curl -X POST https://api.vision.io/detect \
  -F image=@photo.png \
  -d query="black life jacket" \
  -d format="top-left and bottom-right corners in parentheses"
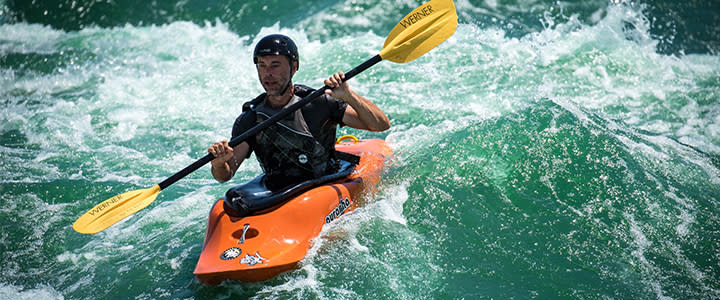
top-left (244, 85), bottom-right (337, 190)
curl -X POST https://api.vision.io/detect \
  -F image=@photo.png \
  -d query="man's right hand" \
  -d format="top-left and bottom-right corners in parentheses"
top-left (208, 140), bottom-right (234, 166)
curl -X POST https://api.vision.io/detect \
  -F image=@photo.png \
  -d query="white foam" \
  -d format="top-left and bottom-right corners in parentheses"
top-left (0, 23), bottom-right (64, 54)
top-left (372, 182), bottom-right (410, 225)
top-left (0, 283), bottom-right (64, 300)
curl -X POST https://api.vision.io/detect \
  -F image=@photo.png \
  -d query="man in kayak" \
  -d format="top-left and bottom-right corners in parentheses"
top-left (207, 34), bottom-right (390, 192)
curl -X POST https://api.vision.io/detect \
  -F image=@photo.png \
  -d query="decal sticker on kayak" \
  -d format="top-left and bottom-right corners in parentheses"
top-left (240, 252), bottom-right (266, 266)
top-left (325, 197), bottom-right (351, 224)
top-left (220, 247), bottom-right (242, 260)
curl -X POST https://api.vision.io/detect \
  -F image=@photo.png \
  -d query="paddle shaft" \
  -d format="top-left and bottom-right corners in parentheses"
top-left (158, 54), bottom-right (383, 190)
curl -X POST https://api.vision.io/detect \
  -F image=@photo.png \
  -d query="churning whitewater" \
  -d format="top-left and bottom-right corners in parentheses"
top-left (1, 0), bottom-right (719, 298)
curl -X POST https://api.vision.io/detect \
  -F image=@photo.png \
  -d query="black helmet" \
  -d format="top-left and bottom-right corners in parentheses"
top-left (253, 34), bottom-right (299, 68)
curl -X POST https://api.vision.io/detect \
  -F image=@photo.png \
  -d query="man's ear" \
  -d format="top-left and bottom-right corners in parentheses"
top-left (292, 61), bottom-right (299, 75)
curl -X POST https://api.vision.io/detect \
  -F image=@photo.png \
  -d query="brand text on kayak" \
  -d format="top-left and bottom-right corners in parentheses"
top-left (325, 197), bottom-right (351, 224)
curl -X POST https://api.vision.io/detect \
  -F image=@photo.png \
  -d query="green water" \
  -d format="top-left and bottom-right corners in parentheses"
top-left (1, 0), bottom-right (719, 299)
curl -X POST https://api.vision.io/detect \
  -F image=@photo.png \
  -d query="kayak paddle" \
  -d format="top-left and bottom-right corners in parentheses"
top-left (73, 0), bottom-right (458, 234)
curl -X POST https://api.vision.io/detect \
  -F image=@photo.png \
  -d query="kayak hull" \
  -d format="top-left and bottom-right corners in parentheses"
top-left (193, 139), bottom-right (391, 284)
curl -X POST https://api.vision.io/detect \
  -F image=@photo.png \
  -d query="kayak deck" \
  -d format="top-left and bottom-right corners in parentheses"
top-left (193, 139), bottom-right (392, 284)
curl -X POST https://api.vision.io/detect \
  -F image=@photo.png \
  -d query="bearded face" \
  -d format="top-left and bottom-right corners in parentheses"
top-left (256, 55), bottom-right (297, 97)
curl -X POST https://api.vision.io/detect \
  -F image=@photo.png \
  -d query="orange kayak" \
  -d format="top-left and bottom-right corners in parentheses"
top-left (193, 138), bottom-right (392, 284)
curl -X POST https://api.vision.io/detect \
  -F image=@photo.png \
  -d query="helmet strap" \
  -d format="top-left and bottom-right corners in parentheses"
top-left (280, 60), bottom-right (296, 96)
top-left (281, 78), bottom-right (292, 96)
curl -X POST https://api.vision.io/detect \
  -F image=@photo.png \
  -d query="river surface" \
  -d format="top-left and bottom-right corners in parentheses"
top-left (1, 0), bottom-right (719, 298)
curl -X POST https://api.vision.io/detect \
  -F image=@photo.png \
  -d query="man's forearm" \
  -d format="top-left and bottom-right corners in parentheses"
top-left (211, 161), bottom-right (232, 183)
top-left (343, 90), bottom-right (390, 132)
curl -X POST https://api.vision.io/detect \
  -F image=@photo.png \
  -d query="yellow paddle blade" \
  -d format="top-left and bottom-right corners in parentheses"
top-left (379, 0), bottom-right (458, 63)
top-left (72, 185), bottom-right (161, 234)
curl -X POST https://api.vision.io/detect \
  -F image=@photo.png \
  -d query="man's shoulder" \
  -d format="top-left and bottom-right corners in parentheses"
top-left (233, 99), bottom-right (259, 135)
top-left (242, 92), bottom-right (266, 113)
top-left (294, 84), bottom-right (315, 97)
